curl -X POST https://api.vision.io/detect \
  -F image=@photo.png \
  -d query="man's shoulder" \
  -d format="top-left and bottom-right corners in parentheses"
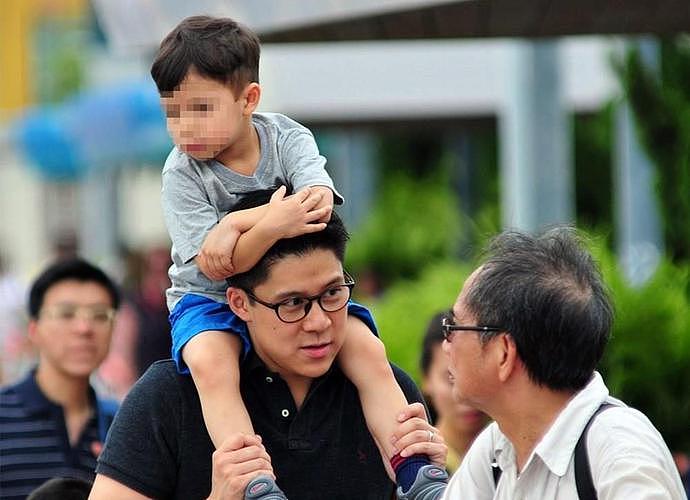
top-left (139, 359), bottom-right (185, 386)
top-left (390, 363), bottom-right (414, 384)
top-left (117, 360), bottom-right (197, 418)
top-left (0, 372), bottom-right (36, 411)
top-left (390, 363), bottom-right (424, 402)
top-left (586, 403), bottom-right (665, 451)
top-left (0, 379), bottom-right (21, 395)
top-left (0, 379), bottom-right (25, 408)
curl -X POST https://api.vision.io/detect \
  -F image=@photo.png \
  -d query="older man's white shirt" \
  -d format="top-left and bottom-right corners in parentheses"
top-left (442, 372), bottom-right (686, 499)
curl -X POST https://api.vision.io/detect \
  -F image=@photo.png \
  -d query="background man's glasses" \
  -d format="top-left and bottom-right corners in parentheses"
top-left (244, 272), bottom-right (355, 324)
top-left (40, 304), bottom-right (116, 326)
top-left (441, 316), bottom-right (503, 342)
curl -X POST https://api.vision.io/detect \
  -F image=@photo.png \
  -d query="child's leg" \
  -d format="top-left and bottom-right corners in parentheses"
top-left (340, 315), bottom-right (449, 498)
top-left (339, 317), bottom-right (439, 493)
top-left (338, 317), bottom-right (407, 461)
top-left (182, 331), bottom-right (254, 448)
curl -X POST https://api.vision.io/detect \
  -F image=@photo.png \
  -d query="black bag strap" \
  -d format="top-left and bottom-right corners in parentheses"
top-left (574, 402), bottom-right (616, 500)
top-left (491, 402), bottom-right (616, 499)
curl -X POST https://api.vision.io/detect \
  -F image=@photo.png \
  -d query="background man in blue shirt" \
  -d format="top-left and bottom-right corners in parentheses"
top-left (0, 259), bottom-right (120, 499)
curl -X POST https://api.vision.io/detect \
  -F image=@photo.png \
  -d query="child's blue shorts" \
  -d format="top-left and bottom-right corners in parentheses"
top-left (169, 293), bottom-right (377, 375)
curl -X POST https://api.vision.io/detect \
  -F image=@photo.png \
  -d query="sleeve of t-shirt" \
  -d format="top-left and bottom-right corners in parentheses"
top-left (161, 152), bottom-right (219, 263)
top-left (278, 129), bottom-right (344, 204)
top-left (96, 362), bottom-right (181, 498)
top-left (346, 301), bottom-right (378, 337)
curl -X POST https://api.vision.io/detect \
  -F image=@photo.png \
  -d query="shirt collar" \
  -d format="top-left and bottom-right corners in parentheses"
top-left (491, 372), bottom-right (610, 477)
top-left (14, 368), bottom-right (56, 414)
top-left (242, 350), bottom-right (338, 383)
top-left (533, 371), bottom-right (610, 476)
top-left (14, 367), bottom-right (98, 415)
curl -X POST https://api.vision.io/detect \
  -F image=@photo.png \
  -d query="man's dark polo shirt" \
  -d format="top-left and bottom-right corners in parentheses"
top-left (98, 356), bottom-right (425, 499)
top-left (0, 371), bottom-right (115, 500)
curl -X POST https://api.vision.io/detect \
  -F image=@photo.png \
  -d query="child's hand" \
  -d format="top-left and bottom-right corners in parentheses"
top-left (259, 186), bottom-right (330, 239)
top-left (309, 186), bottom-right (334, 223)
top-left (196, 215), bottom-right (241, 281)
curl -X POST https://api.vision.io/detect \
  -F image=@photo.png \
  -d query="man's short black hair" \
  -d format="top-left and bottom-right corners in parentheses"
top-left (28, 258), bottom-right (121, 319)
top-left (466, 227), bottom-right (613, 391)
top-left (27, 477), bottom-right (92, 500)
top-left (227, 189), bottom-right (349, 293)
top-left (151, 15), bottom-right (260, 96)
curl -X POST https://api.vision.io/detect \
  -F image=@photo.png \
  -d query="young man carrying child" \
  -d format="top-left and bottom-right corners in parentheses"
top-left (151, 15), bottom-right (446, 498)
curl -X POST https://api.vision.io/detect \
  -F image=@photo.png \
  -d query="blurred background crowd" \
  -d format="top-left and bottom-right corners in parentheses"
top-left (1, 0), bottom-right (689, 484)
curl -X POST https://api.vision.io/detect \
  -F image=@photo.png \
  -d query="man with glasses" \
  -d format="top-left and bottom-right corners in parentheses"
top-left (0, 259), bottom-right (120, 500)
top-left (439, 228), bottom-right (686, 499)
top-left (90, 206), bottom-right (446, 500)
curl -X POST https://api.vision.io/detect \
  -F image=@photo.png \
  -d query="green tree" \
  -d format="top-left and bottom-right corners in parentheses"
top-left (596, 246), bottom-right (690, 452)
top-left (615, 38), bottom-right (690, 262)
top-left (346, 167), bottom-right (462, 285)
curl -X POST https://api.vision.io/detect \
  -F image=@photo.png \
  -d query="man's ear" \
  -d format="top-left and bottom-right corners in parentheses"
top-left (496, 333), bottom-right (518, 383)
top-left (27, 320), bottom-right (39, 346)
top-left (227, 288), bottom-right (251, 321)
top-left (242, 83), bottom-right (261, 115)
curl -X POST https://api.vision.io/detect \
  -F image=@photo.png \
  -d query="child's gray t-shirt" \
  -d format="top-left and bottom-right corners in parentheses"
top-left (162, 112), bottom-right (343, 311)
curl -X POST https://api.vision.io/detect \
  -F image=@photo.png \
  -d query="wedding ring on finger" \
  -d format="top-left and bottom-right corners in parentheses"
top-left (428, 430), bottom-right (435, 442)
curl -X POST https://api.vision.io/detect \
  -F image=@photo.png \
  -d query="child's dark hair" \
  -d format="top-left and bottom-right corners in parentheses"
top-left (28, 258), bottom-right (121, 319)
top-left (151, 15), bottom-right (260, 96)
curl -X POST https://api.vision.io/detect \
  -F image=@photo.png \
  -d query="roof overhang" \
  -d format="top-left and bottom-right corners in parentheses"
top-left (254, 0), bottom-right (690, 42)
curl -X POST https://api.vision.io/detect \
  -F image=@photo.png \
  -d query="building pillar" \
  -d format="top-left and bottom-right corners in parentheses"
top-left (316, 128), bottom-right (375, 230)
top-left (614, 39), bottom-right (663, 286)
top-left (499, 40), bottom-right (573, 232)
top-left (78, 167), bottom-right (120, 275)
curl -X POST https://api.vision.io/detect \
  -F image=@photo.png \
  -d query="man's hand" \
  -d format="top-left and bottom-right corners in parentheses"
top-left (258, 186), bottom-right (331, 239)
top-left (196, 214), bottom-right (241, 281)
top-left (391, 402), bottom-right (448, 468)
top-left (207, 434), bottom-right (275, 500)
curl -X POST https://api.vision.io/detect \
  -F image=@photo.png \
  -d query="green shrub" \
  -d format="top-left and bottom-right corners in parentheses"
top-left (345, 171), bottom-right (462, 285)
top-left (360, 260), bottom-right (473, 382)
top-left (597, 249), bottom-right (690, 451)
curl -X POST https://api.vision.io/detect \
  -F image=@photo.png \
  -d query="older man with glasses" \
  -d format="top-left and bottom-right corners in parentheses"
top-left (438, 227), bottom-right (686, 499)
top-left (0, 259), bottom-right (120, 500)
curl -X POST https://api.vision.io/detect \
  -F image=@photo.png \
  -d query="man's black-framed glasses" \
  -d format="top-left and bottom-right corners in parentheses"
top-left (441, 316), bottom-right (503, 342)
top-left (244, 272), bottom-right (355, 323)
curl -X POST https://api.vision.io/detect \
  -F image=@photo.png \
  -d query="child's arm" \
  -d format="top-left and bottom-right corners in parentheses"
top-left (230, 186), bottom-right (331, 274)
top-left (338, 317), bottom-right (410, 463)
top-left (196, 186), bottom-right (334, 281)
top-left (309, 186), bottom-right (334, 222)
top-left (182, 331), bottom-right (254, 448)
top-left (195, 204), bottom-right (268, 281)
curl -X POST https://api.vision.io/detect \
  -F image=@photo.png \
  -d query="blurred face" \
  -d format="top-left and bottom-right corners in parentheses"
top-left (423, 343), bottom-right (488, 436)
top-left (160, 69), bottom-right (251, 160)
top-left (29, 280), bottom-right (114, 379)
top-left (232, 249), bottom-right (348, 390)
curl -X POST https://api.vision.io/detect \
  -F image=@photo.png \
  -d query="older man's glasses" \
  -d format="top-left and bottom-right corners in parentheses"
top-left (243, 273), bottom-right (355, 323)
top-left (40, 304), bottom-right (116, 326)
top-left (441, 316), bottom-right (503, 342)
